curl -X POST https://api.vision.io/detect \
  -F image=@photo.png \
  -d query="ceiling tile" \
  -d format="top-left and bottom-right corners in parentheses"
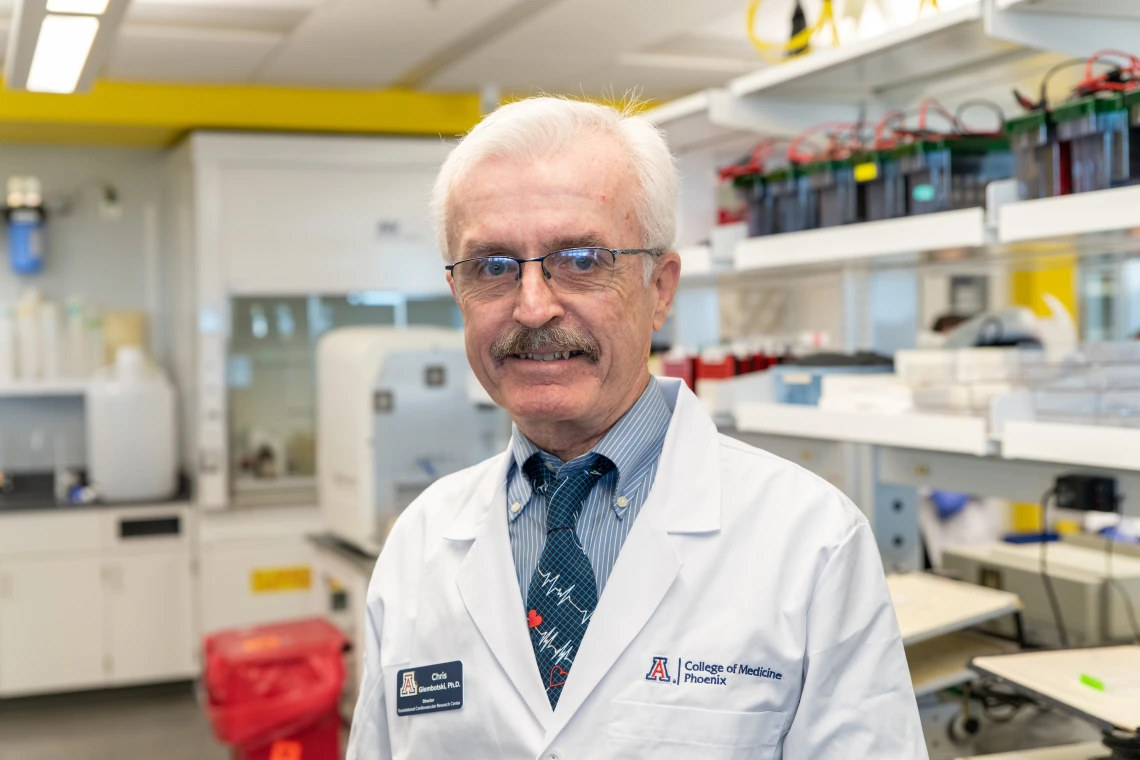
top-left (424, 0), bottom-right (749, 96)
top-left (125, 0), bottom-right (318, 34)
top-left (254, 0), bottom-right (530, 89)
top-left (104, 24), bottom-right (282, 83)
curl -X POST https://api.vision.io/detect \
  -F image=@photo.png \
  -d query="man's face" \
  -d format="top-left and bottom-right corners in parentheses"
top-left (446, 134), bottom-right (680, 432)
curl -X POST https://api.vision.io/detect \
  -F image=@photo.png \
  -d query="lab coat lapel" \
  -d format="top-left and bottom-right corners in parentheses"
top-left (447, 453), bottom-right (553, 731)
top-left (545, 380), bottom-right (722, 738)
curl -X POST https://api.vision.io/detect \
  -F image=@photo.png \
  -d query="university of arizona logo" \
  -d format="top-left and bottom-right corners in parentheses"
top-left (645, 656), bottom-right (671, 683)
top-left (399, 670), bottom-right (419, 697)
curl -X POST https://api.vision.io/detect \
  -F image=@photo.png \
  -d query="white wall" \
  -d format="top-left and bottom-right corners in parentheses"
top-left (0, 146), bottom-right (167, 358)
top-left (0, 145), bottom-right (167, 472)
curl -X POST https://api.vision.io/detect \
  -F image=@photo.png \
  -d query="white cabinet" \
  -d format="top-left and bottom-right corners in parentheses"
top-left (0, 556), bottom-right (106, 695)
top-left (0, 505), bottom-right (196, 697)
top-left (104, 552), bottom-right (195, 686)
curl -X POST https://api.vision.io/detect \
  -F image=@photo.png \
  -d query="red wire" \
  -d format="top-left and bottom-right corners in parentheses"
top-left (918, 98), bottom-right (960, 134)
top-left (787, 122), bottom-right (860, 163)
top-left (874, 110), bottom-right (906, 149)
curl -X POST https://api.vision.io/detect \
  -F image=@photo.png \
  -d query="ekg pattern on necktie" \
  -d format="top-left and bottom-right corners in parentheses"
top-left (523, 453), bottom-right (615, 709)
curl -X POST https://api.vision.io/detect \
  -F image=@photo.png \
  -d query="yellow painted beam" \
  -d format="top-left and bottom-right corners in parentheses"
top-left (0, 79), bottom-right (483, 146)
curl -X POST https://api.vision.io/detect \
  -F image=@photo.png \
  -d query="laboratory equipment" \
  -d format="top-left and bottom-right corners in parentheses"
top-left (6, 176), bottom-right (45, 275)
top-left (1007, 111), bottom-right (1069, 200)
top-left (853, 149), bottom-right (905, 222)
top-left (771, 352), bottom-right (893, 406)
top-left (943, 538), bottom-right (1140, 648)
top-left (86, 346), bottom-right (178, 502)
top-left (896, 137), bottom-right (1013, 216)
top-left (317, 326), bottom-right (509, 554)
top-left (766, 166), bottom-right (815, 233)
top-left (803, 158), bottom-right (858, 228)
top-left (1054, 95), bottom-right (1135, 194)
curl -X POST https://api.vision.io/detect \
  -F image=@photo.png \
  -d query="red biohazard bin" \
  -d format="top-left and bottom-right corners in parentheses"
top-left (203, 618), bottom-right (348, 760)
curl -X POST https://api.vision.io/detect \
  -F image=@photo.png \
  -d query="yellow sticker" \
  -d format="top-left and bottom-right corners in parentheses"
top-left (853, 162), bottom-right (879, 183)
top-left (250, 565), bottom-right (312, 594)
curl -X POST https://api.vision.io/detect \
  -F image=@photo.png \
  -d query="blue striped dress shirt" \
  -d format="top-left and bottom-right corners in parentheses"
top-left (506, 377), bottom-right (672, 602)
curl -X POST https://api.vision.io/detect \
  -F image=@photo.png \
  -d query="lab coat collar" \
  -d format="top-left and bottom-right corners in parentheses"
top-left (445, 450), bottom-right (555, 731)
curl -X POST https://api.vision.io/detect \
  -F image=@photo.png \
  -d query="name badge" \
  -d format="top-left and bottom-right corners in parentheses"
top-left (396, 660), bottom-right (463, 716)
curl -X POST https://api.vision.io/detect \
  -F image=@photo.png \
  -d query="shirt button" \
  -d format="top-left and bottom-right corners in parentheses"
top-left (545, 462), bottom-right (556, 471)
top-left (510, 501), bottom-right (522, 514)
top-left (616, 496), bottom-right (628, 509)
top-left (545, 751), bottom-right (564, 760)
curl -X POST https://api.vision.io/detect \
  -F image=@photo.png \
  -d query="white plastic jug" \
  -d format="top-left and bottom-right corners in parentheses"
top-left (86, 346), bottom-right (178, 502)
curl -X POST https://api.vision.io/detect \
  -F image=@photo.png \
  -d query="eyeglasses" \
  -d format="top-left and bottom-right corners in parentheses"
top-left (445, 247), bottom-right (659, 303)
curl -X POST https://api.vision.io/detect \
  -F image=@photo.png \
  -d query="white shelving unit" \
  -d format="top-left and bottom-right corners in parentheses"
top-left (729, 3), bottom-right (1016, 103)
top-left (996, 0), bottom-right (1140, 15)
top-left (987, 0), bottom-right (1140, 60)
top-left (0, 381), bottom-right (88, 399)
top-left (1001, 420), bottom-right (1140, 472)
top-left (999, 185), bottom-right (1140, 244)
top-left (735, 402), bottom-right (992, 456)
top-left (734, 208), bottom-right (988, 272)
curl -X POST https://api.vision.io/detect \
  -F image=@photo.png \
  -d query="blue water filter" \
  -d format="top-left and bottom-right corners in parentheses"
top-left (8, 207), bottom-right (45, 275)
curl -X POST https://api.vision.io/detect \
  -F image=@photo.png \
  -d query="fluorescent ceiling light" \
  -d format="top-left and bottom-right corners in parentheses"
top-left (46, 0), bottom-right (111, 13)
top-left (26, 14), bottom-right (100, 94)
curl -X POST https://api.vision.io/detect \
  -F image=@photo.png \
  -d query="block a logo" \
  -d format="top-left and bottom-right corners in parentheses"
top-left (399, 670), bottom-right (419, 697)
top-left (645, 656), bottom-right (671, 683)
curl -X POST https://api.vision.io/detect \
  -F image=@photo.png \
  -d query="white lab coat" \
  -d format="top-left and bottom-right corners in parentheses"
top-left (348, 378), bottom-right (926, 760)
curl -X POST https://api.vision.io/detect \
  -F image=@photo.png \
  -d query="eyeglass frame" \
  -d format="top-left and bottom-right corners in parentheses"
top-left (444, 247), bottom-right (662, 291)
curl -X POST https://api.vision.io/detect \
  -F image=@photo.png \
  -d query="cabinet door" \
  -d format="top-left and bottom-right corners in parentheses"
top-left (0, 557), bottom-right (106, 696)
top-left (105, 552), bottom-right (196, 685)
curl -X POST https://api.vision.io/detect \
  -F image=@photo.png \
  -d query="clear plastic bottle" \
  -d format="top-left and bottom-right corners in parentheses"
top-left (15, 289), bottom-right (41, 381)
top-left (66, 298), bottom-right (86, 378)
top-left (40, 300), bottom-right (60, 380)
top-left (0, 305), bottom-right (14, 384)
top-left (85, 312), bottom-right (106, 372)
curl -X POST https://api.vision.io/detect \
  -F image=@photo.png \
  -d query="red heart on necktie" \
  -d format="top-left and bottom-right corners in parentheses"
top-left (527, 609), bottom-right (543, 629)
top-left (549, 665), bottom-right (569, 688)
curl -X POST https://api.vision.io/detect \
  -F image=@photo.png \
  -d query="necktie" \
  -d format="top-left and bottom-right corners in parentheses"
top-left (523, 452), bottom-right (615, 709)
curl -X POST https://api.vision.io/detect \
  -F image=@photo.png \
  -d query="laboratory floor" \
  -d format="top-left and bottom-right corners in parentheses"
top-left (0, 682), bottom-right (231, 760)
top-left (0, 681), bottom-right (1102, 760)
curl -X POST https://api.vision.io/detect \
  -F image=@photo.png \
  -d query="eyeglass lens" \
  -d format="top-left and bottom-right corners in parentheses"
top-left (451, 248), bottom-right (617, 301)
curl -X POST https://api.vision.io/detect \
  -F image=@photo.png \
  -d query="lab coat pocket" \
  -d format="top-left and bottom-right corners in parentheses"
top-left (604, 700), bottom-right (785, 759)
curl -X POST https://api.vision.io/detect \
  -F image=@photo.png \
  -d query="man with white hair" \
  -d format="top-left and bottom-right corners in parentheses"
top-left (347, 97), bottom-right (926, 759)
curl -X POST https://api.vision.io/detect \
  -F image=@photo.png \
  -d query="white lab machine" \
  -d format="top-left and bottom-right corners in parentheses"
top-left (943, 538), bottom-right (1140, 648)
top-left (317, 325), bottom-right (508, 555)
top-left (314, 326), bottom-right (508, 706)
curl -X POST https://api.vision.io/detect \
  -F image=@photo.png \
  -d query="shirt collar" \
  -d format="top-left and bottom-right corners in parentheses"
top-left (506, 377), bottom-right (671, 520)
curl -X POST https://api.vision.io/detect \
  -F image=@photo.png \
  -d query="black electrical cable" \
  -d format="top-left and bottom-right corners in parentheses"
top-left (1039, 487), bottom-right (1071, 648)
top-left (954, 99), bottom-right (1007, 134)
top-left (1104, 505), bottom-right (1140, 645)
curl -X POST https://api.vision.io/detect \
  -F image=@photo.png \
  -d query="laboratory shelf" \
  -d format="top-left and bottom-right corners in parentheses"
top-left (734, 402), bottom-right (992, 456)
top-left (0, 381), bottom-right (88, 399)
top-left (677, 244), bottom-right (715, 278)
top-left (906, 631), bottom-right (1019, 699)
top-left (1001, 420), bottom-right (1140, 473)
top-left (727, 2), bottom-right (1018, 102)
top-left (995, 0), bottom-right (1140, 18)
top-left (999, 185), bottom-right (1140, 244)
top-left (641, 89), bottom-right (759, 156)
top-left (733, 207), bottom-right (987, 272)
top-left (888, 572), bottom-right (1022, 647)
